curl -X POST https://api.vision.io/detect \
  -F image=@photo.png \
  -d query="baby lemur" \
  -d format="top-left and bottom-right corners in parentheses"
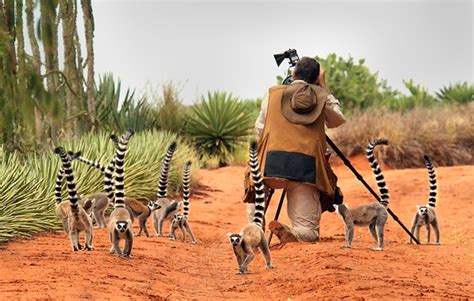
top-left (334, 139), bottom-right (390, 251)
top-left (54, 147), bottom-right (94, 251)
top-left (228, 141), bottom-right (273, 274)
top-left (169, 161), bottom-right (197, 244)
top-left (108, 129), bottom-right (135, 257)
top-left (409, 155), bottom-right (440, 244)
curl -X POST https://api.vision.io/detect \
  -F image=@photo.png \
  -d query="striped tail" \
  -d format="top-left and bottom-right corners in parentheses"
top-left (75, 155), bottom-right (106, 174)
top-left (104, 135), bottom-right (121, 203)
top-left (55, 151), bottom-right (81, 204)
top-left (366, 139), bottom-right (390, 207)
top-left (156, 142), bottom-right (177, 199)
top-left (113, 129), bottom-right (134, 208)
top-left (423, 155), bottom-right (437, 208)
top-left (249, 141), bottom-right (265, 228)
top-left (54, 147), bottom-right (80, 214)
top-left (182, 161), bottom-right (192, 219)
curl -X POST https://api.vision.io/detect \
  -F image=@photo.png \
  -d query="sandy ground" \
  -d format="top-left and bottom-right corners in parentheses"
top-left (1, 159), bottom-right (473, 300)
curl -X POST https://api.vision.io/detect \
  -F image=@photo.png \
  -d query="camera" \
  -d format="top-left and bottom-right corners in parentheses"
top-left (273, 49), bottom-right (299, 85)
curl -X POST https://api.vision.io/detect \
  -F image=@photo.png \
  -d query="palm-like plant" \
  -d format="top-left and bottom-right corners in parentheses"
top-left (186, 91), bottom-right (253, 166)
top-left (436, 82), bottom-right (474, 104)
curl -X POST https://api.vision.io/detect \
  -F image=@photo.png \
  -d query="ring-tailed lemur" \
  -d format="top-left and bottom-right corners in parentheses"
top-left (334, 139), bottom-right (390, 251)
top-left (74, 136), bottom-right (163, 234)
top-left (409, 155), bottom-right (440, 244)
top-left (169, 161), bottom-right (196, 243)
top-left (55, 151), bottom-right (93, 235)
top-left (54, 147), bottom-right (94, 251)
top-left (108, 129), bottom-right (135, 257)
top-left (228, 141), bottom-right (273, 274)
top-left (152, 142), bottom-right (181, 237)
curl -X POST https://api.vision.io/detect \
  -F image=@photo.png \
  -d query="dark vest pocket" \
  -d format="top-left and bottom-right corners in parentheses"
top-left (264, 151), bottom-right (316, 183)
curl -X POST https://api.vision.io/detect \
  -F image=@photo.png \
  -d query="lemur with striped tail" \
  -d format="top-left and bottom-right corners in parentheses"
top-left (67, 135), bottom-right (119, 228)
top-left (334, 139), bottom-right (390, 251)
top-left (54, 147), bottom-right (94, 251)
top-left (152, 142), bottom-right (181, 237)
top-left (55, 151), bottom-right (93, 234)
top-left (228, 141), bottom-right (273, 274)
top-left (169, 161), bottom-right (197, 244)
top-left (75, 136), bottom-right (162, 234)
top-left (409, 155), bottom-right (440, 244)
top-left (107, 129), bottom-right (135, 257)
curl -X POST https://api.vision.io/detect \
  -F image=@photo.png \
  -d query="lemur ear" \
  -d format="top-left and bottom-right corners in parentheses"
top-left (416, 205), bottom-right (420, 209)
top-left (227, 232), bottom-right (233, 238)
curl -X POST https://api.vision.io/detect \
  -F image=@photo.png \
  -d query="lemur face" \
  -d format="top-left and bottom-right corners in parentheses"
top-left (148, 201), bottom-right (161, 211)
top-left (417, 206), bottom-right (428, 216)
top-left (228, 234), bottom-right (241, 247)
top-left (116, 221), bottom-right (129, 233)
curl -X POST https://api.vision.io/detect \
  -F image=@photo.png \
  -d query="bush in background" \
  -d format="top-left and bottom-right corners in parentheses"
top-left (328, 103), bottom-right (474, 168)
top-left (0, 131), bottom-right (199, 243)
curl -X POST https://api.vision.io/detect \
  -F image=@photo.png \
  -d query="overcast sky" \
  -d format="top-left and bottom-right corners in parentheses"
top-left (91, 0), bottom-right (473, 103)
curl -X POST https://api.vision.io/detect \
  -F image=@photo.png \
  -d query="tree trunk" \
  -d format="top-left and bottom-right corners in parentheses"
top-left (60, 0), bottom-right (80, 136)
top-left (26, 0), bottom-right (44, 141)
top-left (2, 0), bottom-right (17, 74)
top-left (15, 0), bottom-right (25, 76)
top-left (80, 0), bottom-right (95, 128)
top-left (40, 0), bottom-right (59, 91)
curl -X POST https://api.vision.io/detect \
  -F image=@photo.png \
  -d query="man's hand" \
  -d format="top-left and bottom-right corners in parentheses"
top-left (316, 67), bottom-right (330, 93)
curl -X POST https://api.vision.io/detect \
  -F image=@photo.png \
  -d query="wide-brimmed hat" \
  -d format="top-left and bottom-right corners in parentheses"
top-left (281, 83), bottom-right (328, 125)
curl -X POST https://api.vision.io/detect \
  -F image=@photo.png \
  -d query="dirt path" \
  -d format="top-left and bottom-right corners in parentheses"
top-left (1, 162), bottom-right (473, 299)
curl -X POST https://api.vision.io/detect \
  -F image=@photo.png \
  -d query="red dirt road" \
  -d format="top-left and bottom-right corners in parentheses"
top-left (1, 162), bottom-right (473, 300)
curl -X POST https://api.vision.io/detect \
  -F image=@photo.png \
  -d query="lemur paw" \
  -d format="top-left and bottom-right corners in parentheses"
top-left (84, 245), bottom-right (95, 251)
top-left (370, 246), bottom-right (383, 251)
top-left (266, 264), bottom-right (274, 270)
top-left (169, 236), bottom-right (176, 241)
top-left (341, 245), bottom-right (351, 249)
top-left (109, 247), bottom-right (115, 254)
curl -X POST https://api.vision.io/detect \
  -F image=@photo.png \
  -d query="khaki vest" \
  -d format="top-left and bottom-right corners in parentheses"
top-left (258, 85), bottom-right (335, 197)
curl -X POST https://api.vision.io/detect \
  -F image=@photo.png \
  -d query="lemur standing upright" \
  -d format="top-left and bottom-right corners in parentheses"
top-left (228, 141), bottom-right (273, 274)
top-left (169, 161), bottom-right (196, 244)
top-left (409, 155), bottom-right (440, 244)
top-left (334, 139), bottom-right (390, 251)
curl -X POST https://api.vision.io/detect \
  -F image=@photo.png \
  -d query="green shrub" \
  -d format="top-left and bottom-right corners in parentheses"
top-left (436, 82), bottom-right (474, 104)
top-left (186, 91), bottom-right (253, 166)
top-left (0, 130), bottom-right (199, 243)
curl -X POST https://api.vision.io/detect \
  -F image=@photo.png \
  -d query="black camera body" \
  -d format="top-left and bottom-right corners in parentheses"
top-left (273, 49), bottom-right (300, 85)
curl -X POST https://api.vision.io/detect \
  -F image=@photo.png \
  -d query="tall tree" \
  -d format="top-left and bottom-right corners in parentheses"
top-left (26, 0), bottom-right (43, 140)
top-left (60, 0), bottom-right (80, 135)
top-left (81, 0), bottom-right (95, 127)
top-left (2, 0), bottom-right (17, 74)
top-left (15, 0), bottom-right (25, 76)
top-left (40, 0), bottom-right (59, 91)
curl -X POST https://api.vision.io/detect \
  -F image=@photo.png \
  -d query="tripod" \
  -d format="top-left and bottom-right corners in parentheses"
top-left (266, 135), bottom-right (420, 245)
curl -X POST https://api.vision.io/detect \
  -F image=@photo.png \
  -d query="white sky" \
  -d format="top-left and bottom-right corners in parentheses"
top-left (90, 0), bottom-right (473, 103)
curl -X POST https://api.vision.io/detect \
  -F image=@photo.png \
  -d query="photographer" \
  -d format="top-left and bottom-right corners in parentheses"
top-left (248, 56), bottom-right (345, 243)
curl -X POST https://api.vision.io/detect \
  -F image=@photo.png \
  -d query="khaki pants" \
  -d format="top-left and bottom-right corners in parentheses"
top-left (247, 181), bottom-right (321, 242)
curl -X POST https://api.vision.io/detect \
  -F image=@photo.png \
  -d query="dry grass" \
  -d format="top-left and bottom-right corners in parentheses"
top-left (328, 103), bottom-right (474, 168)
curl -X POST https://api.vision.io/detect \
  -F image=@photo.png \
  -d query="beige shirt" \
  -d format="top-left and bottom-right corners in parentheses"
top-left (255, 80), bottom-right (345, 138)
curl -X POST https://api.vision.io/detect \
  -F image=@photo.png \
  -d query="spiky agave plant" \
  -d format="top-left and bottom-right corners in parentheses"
top-left (186, 91), bottom-right (253, 166)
